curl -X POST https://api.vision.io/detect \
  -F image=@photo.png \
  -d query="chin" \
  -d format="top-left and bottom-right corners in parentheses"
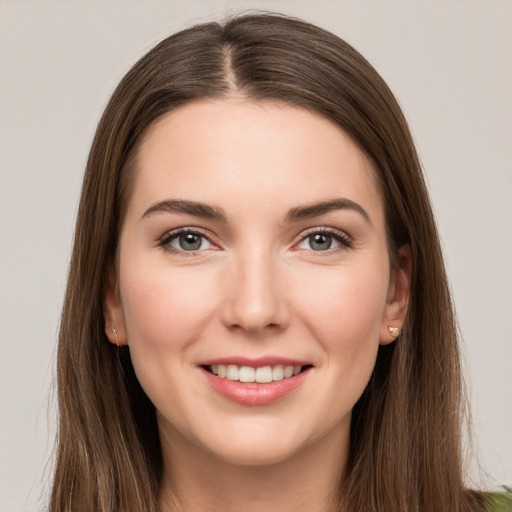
top-left (194, 417), bottom-right (322, 467)
top-left (208, 439), bottom-right (302, 467)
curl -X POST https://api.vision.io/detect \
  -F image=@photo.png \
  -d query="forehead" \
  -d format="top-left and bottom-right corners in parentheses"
top-left (127, 99), bottom-right (384, 226)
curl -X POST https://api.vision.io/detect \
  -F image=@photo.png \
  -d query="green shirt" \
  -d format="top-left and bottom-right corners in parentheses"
top-left (486, 486), bottom-right (512, 511)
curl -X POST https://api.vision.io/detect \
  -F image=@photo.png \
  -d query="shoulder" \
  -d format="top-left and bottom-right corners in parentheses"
top-left (485, 486), bottom-right (512, 512)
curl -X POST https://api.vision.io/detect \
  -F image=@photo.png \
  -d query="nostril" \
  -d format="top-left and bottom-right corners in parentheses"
top-left (219, 271), bottom-right (290, 333)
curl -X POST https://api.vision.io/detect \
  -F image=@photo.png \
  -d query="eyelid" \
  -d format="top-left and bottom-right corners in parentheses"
top-left (156, 225), bottom-right (352, 256)
top-left (157, 226), bottom-right (220, 255)
top-left (292, 226), bottom-right (353, 252)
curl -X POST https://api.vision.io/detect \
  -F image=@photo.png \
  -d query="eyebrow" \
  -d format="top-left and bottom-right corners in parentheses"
top-left (142, 197), bottom-right (372, 226)
top-left (285, 198), bottom-right (372, 226)
top-left (142, 199), bottom-right (228, 222)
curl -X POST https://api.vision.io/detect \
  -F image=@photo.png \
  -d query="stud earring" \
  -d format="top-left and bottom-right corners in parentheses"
top-left (388, 326), bottom-right (400, 337)
top-left (111, 328), bottom-right (120, 347)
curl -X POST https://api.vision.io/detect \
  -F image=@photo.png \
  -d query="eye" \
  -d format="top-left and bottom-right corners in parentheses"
top-left (296, 229), bottom-right (351, 252)
top-left (159, 228), bottom-right (214, 254)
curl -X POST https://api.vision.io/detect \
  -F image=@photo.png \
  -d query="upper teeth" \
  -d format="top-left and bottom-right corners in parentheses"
top-left (211, 364), bottom-right (302, 383)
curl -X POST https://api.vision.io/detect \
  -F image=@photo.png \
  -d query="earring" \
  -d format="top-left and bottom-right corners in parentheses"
top-left (111, 328), bottom-right (120, 347)
top-left (388, 326), bottom-right (400, 337)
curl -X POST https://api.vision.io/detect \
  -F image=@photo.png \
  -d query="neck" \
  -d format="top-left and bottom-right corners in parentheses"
top-left (159, 421), bottom-right (349, 512)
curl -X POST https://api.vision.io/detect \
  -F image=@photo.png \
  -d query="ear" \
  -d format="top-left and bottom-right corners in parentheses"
top-left (380, 244), bottom-right (412, 345)
top-left (103, 264), bottom-right (128, 346)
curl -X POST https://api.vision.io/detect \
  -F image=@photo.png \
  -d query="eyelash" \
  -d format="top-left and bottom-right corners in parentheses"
top-left (157, 227), bottom-right (214, 257)
top-left (296, 227), bottom-right (353, 253)
top-left (157, 226), bottom-right (353, 256)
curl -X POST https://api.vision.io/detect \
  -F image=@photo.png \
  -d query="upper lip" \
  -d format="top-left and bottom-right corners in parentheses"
top-left (199, 356), bottom-right (311, 368)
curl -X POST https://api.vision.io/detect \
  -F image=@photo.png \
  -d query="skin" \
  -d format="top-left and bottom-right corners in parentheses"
top-left (104, 99), bottom-right (411, 512)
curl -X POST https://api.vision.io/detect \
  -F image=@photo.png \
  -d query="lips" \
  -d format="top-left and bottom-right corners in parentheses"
top-left (199, 357), bottom-right (312, 405)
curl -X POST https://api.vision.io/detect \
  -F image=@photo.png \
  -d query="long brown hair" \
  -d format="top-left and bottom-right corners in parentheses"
top-left (50, 13), bottom-right (483, 511)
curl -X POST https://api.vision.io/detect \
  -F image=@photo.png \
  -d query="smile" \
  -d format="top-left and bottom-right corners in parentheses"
top-left (200, 359), bottom-right (313, 405)
top-left (208, 364), bottom-right (303, 383)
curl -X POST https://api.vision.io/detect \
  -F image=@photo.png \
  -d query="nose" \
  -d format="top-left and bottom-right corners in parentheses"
top-left (220, 249), bottom-right (290, 335)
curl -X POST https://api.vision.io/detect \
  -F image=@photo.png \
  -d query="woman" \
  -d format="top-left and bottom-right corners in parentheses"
top-left (49, 12), bottom-right (505, 512)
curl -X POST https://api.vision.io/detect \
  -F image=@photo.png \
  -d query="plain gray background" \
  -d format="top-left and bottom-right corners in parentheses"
top-left (1, 1), bottom-right (511, 510)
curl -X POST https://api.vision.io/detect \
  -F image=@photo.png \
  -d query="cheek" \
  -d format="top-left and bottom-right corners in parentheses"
top-left (295, 263), bottom-right (389, 350)
top-left (292, 261), bottom-right (389, 412)
top-left (118, 260), bottom-right (221, 422)
top-left (120, 260), bottom-right (218, 351)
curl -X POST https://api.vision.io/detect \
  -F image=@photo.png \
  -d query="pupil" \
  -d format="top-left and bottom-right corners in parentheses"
top-left (310, 233), bottom-right (331, 251)
top-left (180, 233), bottom-right (201, 250)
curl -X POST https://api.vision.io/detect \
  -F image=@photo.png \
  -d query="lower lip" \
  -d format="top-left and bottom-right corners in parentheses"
top-left (201, 368), bottom-right (310, 406)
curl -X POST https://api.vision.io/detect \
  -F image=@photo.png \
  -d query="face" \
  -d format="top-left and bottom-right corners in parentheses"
top-left (105, 99), bottom-right (410, 467)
